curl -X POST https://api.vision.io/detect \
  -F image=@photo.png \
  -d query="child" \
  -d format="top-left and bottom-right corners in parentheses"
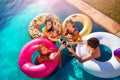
top-left (42, 19), bottom-right (61, 42)
top-left (67, 37), bottom-right (101, 62)
top-left (63, 20), bottom-right (76, 41)
top-left (34, 43), bottom-right (66, 65)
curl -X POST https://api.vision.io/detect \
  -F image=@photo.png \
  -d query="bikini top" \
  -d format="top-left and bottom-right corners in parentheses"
top-left (66, 28), bottom-right (78, 35)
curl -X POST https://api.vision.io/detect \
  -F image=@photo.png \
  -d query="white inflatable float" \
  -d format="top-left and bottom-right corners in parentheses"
top-left (76, 32), bottom-right (120, 78)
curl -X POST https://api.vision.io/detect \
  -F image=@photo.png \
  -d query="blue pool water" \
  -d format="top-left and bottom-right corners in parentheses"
top-left (0, 0), bottom-right (120, 80)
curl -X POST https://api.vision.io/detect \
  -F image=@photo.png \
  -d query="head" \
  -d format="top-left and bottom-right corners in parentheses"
top-left (65, 20), bottom-right (74, 28)
top-left (37, 44), bottom-right (48, 55)
top-left (45, 19), bottom-right (53, 30)
top-left (87, 37), bottom-right (99, 49)
top-left (73, 28), bottom-right (79, 36)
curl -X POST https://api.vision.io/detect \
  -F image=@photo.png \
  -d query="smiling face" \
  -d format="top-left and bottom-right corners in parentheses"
top-left (66, 22), bottom-right (73, 28)
top-left (37, 44), bottom-right (48, 55)
top-left (45, 19), bottom-right (53, 30)
top-left (46, 21), bottom-right (53, 29)
top-left (65, 20), bottom-right (74, 29)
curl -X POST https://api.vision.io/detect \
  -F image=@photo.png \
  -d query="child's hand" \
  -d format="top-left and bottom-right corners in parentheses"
top-left (58, 38), bottom-right (63, 43)
top-left (59, 43), bottom-right (66, 51)
top-left (62, 41), bottom-right (66, 46)
top-left (67, 46), bottom-right (74, 53)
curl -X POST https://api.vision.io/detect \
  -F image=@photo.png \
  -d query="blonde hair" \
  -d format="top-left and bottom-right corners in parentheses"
top-left (65, 19), bottom-right (74, 28)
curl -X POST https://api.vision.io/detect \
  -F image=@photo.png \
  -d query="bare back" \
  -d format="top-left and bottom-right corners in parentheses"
top-left (90, 47), bottom-right (101, 59)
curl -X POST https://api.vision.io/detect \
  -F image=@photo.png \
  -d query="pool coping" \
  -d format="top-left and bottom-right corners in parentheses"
top-left (66, 0), bottom-right (120, 38)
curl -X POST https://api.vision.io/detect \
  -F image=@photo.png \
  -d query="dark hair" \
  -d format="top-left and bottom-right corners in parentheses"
top-left (87, 37), bottom-right (99, 49)
top-left (45, 18), bottom-right (53, 24)
top-left (45, 19), bottom-right (53, 32)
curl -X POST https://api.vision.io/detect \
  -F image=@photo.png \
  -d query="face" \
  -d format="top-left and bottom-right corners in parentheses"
top-left (41, 46), bottom-right (48, 55)
top-left (38, 45), bottom-right (48, 55)
top-left (46, 21), bottom-right (53, 29)
top-left (66, 22), bottom-right (74, 28)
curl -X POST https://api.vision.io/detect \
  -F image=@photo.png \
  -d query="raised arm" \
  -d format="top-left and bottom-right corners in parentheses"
top-left (49, 44), bottom-right (66, 60)
top-left (42, 27), bottom-right (50, 37)
top-left (67, 46), bottom-right (92, 62)
top-left (67, 40), bottom-right (85, 46)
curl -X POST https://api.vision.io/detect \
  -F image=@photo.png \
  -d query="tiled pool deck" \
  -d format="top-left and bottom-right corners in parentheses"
top-left (66, 0), bottom-right (120, 37)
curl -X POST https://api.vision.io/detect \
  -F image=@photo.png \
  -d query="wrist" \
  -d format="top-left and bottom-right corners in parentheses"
top-left (71, 50), bottom-right (75, 54)
top-left (72, 51), bottom-right (76, 56)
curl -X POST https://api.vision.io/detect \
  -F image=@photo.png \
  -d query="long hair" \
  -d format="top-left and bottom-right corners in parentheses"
top-left (45, 19), bottom-right (53, 32)
top-left (65, 19), bottom-right (74, 28)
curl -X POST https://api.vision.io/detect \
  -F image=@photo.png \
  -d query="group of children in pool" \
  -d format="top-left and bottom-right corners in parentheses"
top-left (34, 18), bottom-right (101, 66)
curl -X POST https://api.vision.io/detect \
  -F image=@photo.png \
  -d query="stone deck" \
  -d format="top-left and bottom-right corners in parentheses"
top-left (66, 0), bottom-right (120, 37)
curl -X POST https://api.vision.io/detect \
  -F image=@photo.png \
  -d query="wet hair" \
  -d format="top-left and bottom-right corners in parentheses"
top-left (45, 18), bottom-right (53, 32)
top-left (87, 37), bottom-right (99, 49)
top-left (65, 19), bottom-right (74, 28)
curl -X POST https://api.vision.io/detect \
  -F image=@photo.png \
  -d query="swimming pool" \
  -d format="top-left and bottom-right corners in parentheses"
top-left (0, 0), bottom-right (119, 80)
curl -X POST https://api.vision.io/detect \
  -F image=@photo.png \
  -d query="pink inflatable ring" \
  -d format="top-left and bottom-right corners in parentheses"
top-left (18, 38), bottom-right (60, 78)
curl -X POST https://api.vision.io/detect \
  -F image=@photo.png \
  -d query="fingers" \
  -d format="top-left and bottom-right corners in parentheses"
top-left (62, 41), bottom-right (66, 46)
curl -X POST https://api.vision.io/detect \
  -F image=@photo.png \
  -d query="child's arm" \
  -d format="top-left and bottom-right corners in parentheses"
top-left (49, 44), bottom-right (66, 60)
top-left (67, 46), bottom-right (92, 62)
top-left (42, 27), bottom-right (51, 37)
top-left (48, 37), bottom-right (57, 42)
top-left (59, 54), bottom-right (62, 68)
top-left (67, 40), bottom-right (84, 45)
top-left (48, 49), bottom-right (57, 53)
top-left (67, 42), bottom-right (78, 45)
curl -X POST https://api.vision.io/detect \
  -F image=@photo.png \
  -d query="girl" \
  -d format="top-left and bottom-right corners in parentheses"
top-left (42, 19), bottom-right (61, 42)
top-left (63, 20), bottom-right (80, 42)
top-left (34, 43), bottom-right (66, 65)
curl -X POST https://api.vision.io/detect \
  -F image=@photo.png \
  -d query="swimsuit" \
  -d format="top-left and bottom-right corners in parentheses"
top-left (34, 53), bottom-right (51, 65)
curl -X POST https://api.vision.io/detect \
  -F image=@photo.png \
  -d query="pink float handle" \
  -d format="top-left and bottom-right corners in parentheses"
top-left (18, 38), bottom-right (60, 78)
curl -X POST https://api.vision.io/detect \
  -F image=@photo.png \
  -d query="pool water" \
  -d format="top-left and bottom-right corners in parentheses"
top-left (0, 0), bottom-right (120, 80)
top-left (97, 44), bottom-right (112, 62)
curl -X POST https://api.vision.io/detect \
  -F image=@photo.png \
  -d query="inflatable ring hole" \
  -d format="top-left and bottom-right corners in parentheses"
top-left (39, 24), bottom-right (45, 32)
top-left (114, 48), bottom-right (120, 62)
top-left (31, 51), bottom-right (40, 65)
top-left (95, 44), bottom-right (112, 62)
top-left (74, 22), bottom-right (83, 32)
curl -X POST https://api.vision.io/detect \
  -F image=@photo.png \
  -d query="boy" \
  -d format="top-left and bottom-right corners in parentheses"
top-left (34, 43), bottom-right (66, 65)
top-left (67, 37), bottom-right (101, 62)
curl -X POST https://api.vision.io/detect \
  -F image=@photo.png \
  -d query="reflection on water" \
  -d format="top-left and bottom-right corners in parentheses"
top-left (0, 0), bottom-right (119, 80)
